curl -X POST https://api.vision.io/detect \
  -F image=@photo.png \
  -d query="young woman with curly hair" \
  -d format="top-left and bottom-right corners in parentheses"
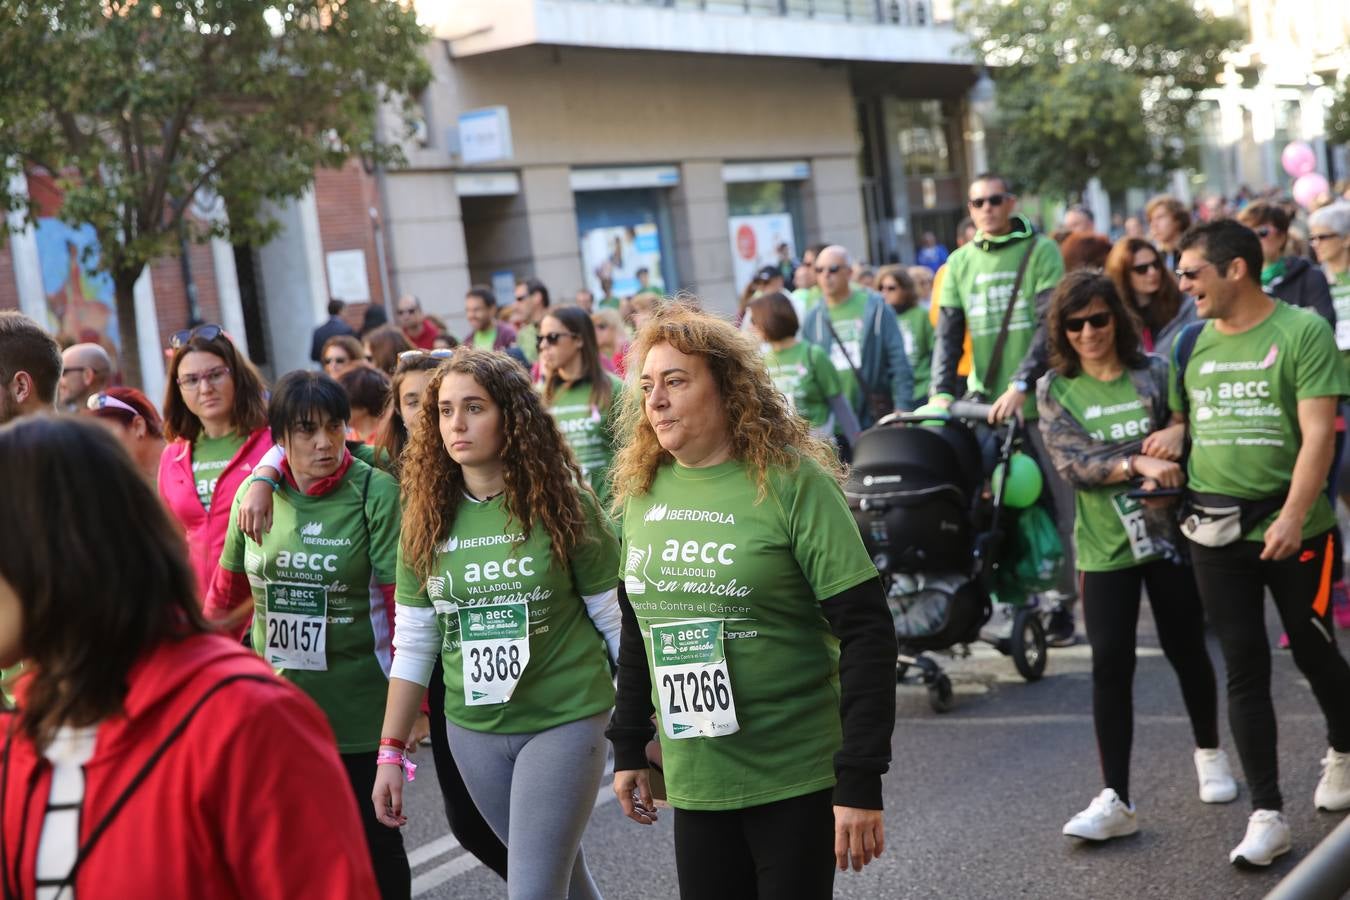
top-left (604, 304), bottom-right (896, 899)
top-left (372, 348), bottom-right (621, 900)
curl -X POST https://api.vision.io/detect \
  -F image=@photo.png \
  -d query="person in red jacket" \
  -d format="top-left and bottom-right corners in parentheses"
top-left (0, 416), bottom-right (378, 900)
top-left (157, 325), bottom-right (272, 604)
top-left (395, 294), bottom-right (443, 350)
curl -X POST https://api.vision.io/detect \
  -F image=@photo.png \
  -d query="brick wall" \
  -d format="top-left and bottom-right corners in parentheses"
top-left (0, 244), bottom-right (18, 311)
top-left (313, 159), bottom-right (386, 332)
top-left (148, 236), bottom-right (222, 352)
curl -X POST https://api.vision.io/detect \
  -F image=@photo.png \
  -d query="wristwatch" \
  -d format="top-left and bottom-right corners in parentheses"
top-left (1011, 379), bottom-right (1029, 394)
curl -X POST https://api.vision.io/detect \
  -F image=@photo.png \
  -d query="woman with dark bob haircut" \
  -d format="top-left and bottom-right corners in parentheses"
top-left (0, 416), bottom-right (379, 899)
top-left (1037, 271), bottom-right (1231, 844)
top-left (158, 324), bottom-right (272, 602)
top-left (203, 370), bottom-right (409, 898)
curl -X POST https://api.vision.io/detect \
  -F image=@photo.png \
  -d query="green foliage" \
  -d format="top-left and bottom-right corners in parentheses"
top-left (960, 0), bottom-right (1245, 197)
top-left (1329, 77), bottom-right (1350, 147)
top-left (0, 0), bottom-right (429, 381)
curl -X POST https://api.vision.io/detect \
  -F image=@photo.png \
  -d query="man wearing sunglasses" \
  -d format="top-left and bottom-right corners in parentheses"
top-left (58, 342), bottom-right (113, 412)
top-left (0, 311), bottom-right (62, 425)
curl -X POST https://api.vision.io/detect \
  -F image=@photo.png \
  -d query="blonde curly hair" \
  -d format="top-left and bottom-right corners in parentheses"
top-left (610, 302), bottom-right (842, 507)
top-left (400, 347), bottom-right (592, 580)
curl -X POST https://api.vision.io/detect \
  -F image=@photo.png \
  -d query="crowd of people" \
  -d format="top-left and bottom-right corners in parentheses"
top-left (1, 165), bottom-right (1350, 897)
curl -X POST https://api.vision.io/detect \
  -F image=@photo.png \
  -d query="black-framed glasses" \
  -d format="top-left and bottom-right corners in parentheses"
top-left (968, 193), bottom-right (1007, 209)
top-left (536, 332), bottom-right (577, 349)
top-left (1253, 226), bottom-right (1274, 238)
top-left (1130, 260), bottom-right (1163, 275)
top-left (814, 264), bottom-right (844, 275)
top-left (1175, 262), bottom-right (1216, 282)
top-left (169, 323), bottom-right (223, 350)
top-left (1309, 233), bottom-right (1343, 244)
top-left (398, 349), bottom-right (454, 362)
top-left (1064, 311), bottom-right (1112, 333)
top-left (177, 366), bottom-right (231, 391)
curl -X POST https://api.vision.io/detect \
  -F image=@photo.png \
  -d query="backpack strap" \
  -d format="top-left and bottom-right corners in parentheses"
top-left (1171, 320), bottom-right (1205, 419)
top-left (982, 238), bottom-right (1038, 388)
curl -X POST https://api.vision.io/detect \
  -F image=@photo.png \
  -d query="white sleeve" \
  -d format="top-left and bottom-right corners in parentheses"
top-left (583, 587), bottom-right (622, 665)
top-left (253, 443), bottom-right (285, 474)
top-left (389, 604), bottom-right (439, 687)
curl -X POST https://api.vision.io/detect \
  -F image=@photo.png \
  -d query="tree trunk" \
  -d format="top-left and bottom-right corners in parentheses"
top-left (113, 270), bottom-right (145, 389)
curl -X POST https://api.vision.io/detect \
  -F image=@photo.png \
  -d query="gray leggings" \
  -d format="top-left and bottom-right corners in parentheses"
top-left (446, 710), bottom-right (609, 900)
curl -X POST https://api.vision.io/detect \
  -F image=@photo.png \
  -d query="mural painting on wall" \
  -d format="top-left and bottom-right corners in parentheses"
top-left (27, 169), bottom-right (120, 354)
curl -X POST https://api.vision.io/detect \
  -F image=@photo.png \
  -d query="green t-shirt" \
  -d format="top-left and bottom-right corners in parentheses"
top-left (620, 456), bottom-right (879, 811)
top-left (791, 285), bottom-right (822, 312)
top-left (895, 304), bottom-right (934, 400)
top-left (1, 663), bottom-right (21, 707)
top-left (219, 458), bottom-right (402, 752)
top-left (822, 290), bottom-right (870, 411)
top-left (1328, 270), bottom-right (1350, 381)
top-left (939, 224), bottom-right (1063, 418)
top-left (1050, 372), bottom-right (1163, 571)
top-left (517, 322), bottom-right (539, 363)
top-left (395, 491), bottom-right (619, 734)
top-left (598, 295), bottom-right (622, 312)
top-left (546, 374), bottom-right (624, 505)
top-left (192, 432), bottom-right (247, 511)
top-left (472, 327), bottom-right (498, 350)
top-left (763, 341), bottom-right (842, 430)
top-left (1168, 302), bottom-right (1349, 541)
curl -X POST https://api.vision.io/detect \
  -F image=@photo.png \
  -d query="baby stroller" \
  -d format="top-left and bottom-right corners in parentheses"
top-left (845, 400), bottom-right (1050, 712)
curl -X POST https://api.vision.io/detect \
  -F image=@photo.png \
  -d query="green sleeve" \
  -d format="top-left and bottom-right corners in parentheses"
top-left (571, 490), bottom-right (622, 596)
top-left (916, 307), bottom-right (935, 352)
top-left (394, 540), bottom-right (431, 608)
top-left (351, 442), bottom-right (393, 472)
top-left (809, 343), bottom-right (844, 397)
top-left (1029, 237), bottom-right (1065, 296)
top-left (777, 459), bottom-right (879, 601)
top-left (364, 470), bottom-right (402, 584)
top-left (938, 252), bottom-right (964, 309)
top-left (218, 482), bottom-right (250, 573)
top-left (1295, 316), bottom-right (1350, 401)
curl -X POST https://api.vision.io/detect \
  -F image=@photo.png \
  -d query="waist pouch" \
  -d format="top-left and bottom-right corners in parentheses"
top-left (1181, 491), bottom-right (1287, 548)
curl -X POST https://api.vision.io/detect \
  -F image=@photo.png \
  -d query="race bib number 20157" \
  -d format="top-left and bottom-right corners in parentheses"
top-left (265, 583), bottom-right (328, 671)
top-left (651, 618), bottom-right (739, 740)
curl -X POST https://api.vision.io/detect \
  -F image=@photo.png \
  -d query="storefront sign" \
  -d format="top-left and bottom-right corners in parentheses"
top-left (458, 107), bottom-right (513, 165)
top-left (722, 160), bottom-right (811, 184)
top-left (455, 171), bottom-right (521, 196)
top-left (581, 222), bottom-right (664, 299)
top-left (325, 250), bottom-right (371, 303)
top-left (727, 213), bottom-right (796, 294)
top-left (570, 166), bottom-right (680, 192)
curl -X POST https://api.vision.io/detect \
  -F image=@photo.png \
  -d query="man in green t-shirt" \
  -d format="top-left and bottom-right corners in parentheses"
top-left (1170, 219), bottom-right (1350, 867)
top-left (512, 278), bottom-right (550, 364)
top-left (463, 285), bottom-right (517, 352)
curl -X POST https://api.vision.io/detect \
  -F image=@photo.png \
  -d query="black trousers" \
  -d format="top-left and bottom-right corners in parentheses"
top-left (673, 788), bottom-right (835, 900)
top-left (1189, 531), bottom-right (1350, 810)
top-left (341, 751), bottom-right (411, 899)
top-left (1080, 559), bottom-right (1220, 805)
top-left (426, 657), bottom-right (510, 879)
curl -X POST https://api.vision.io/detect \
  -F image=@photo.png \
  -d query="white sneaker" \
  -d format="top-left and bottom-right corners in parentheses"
top-left (1194, 748), bottom-right (1238, 803)
top-left (1314, 749), bottom-right (1350, 811)
top-left (1062, 789), bottom-right (1138, 841)
top-left (1229, 810), bottom-right (1291, 866)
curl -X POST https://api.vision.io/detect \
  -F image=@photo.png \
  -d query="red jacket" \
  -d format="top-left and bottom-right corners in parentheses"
top-left (157, 427), bottom-right (273, 601)
top-left (404, 319), bottom-right (442, 350)
top-left (0, 634), bottom-right (379, 900)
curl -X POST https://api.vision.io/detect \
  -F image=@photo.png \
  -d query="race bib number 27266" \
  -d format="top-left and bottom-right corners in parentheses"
top-left (651, 618), bottom-right (739, 740)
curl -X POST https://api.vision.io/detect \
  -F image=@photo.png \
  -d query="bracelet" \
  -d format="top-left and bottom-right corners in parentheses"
top-left (376, 750), bottom-right (418, 782)
top-left (1121, 455), bottom-right (1133, 478)
top-left (249, 474), bottom-right (281, 492)
top-left (379, 737), bottom-right (408, 751)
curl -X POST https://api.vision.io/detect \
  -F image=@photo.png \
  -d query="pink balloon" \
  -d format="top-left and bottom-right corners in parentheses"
top-left (1282, 141), bottom-right (1317, 178)
top-left (1293, 172), bottom-right (1330, 210)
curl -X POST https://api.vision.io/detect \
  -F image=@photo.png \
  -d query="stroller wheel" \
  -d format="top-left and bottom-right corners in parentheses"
top-left (1010, 607), bottom-right (1047, 682)
top-left (927, 673), bottom-right (954, 713)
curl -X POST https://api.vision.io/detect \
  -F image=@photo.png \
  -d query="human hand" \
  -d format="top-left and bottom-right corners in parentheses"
top-left (834, 806), bottom-right (885, 872)
top-left (988, 387), bottom-right (1025, 424)
top-left (1260, 513), bottom-right (1302, 561)
top-left (372, 762), bottom-right (407, 828)
top-left (1141, 423), bottom-right (1186, 461)
top-left (405, 713), bottom-right (430, 754)
top-left (613, 769), bottom-right (658, 825)
top-left (1131, 455), bottom-right (1182, 488)
top-left (1135, 478), bottom-right (1179, 510)
top-left (237, 478), bottom-right (276, 544)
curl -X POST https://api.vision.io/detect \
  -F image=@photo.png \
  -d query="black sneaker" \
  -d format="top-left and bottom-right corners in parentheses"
top-left (1046, 606), bottom-right (1076, 647)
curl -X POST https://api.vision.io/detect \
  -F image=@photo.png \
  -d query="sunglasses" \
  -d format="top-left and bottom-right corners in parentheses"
top-left (323, 356), bottom-right (350, 366)
top-left (536, 332), bottom-right (577, 348)
top-left (1309, 233), bottom-right (1343, 244)
top-left (967, 193), bottom-right (1007, 209)
top-left (814, 264), bottom-right (844, 275)
top-left (1130, 260), bottom-right (1163, 275)
top-left (1064, 311), bottom-right (1112, 333)
top-left (398, 349), bottom-right (454, 362)
top-left (1175, 262), bottom-right (1216, 281)
top-left (87, 393), bottom-right (139, 415)
top-left (169, 323), bottom-right (223, 350)
top-left (1254, 226), bottom-right (1275, 238)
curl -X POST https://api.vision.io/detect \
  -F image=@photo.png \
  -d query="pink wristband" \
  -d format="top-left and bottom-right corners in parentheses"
top-left (376, 750), bottom-right (417, 782)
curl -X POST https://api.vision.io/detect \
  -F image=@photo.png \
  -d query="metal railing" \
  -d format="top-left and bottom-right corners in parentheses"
top-left (1265, 814), bottom-right (1350, 900)
top-left (578, 0), bottom-right (950, 27)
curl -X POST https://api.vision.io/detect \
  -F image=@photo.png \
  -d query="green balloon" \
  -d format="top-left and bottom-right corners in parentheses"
top-left (993, 452), bottom-right (1043, 509)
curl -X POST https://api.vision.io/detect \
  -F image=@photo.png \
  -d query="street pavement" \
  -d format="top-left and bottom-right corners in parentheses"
top-left (395, 600), bottom-right (1347, 899)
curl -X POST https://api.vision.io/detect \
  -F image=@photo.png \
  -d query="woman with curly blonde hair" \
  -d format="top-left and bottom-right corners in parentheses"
top-left (605, 304), bottom-right (896, 899)
top-left (372, 347), bottom-right (621, 900)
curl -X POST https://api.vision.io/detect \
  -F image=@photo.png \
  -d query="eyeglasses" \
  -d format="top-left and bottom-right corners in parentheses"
top-left (1130, 260), bottom-right (1163, 275)
top-left (1064, 311), bottom-right (1112, 333)
top-left (1175, 262), bottom-right (1216, 282)
top-left (177, 365), bottom-right (231, 391)
top-left (398, 349), bottom-right (454, 362)
top-left (1309, 233), bottom-right (1343, 244)
top-left (814, 264), bottom-right (844, 275)
top-left (169, 324), bottom-right (223, 350)
top-left (536, 332), bottom-right (577, 348)
top-left (880, 283), bottom-right (901, 292)
top-left (968, 193), bottom-right (1007, 209)
top-left (395, 307), bottom-right (419, 317)
top-left (62, 366), bottom-right (90, 376)
top-left (1253, 226), bottom-right (1274, 239)
top-left (87, 393), bottom-right (139, 415)
top-left (322, 356), bottom-right (350, 367)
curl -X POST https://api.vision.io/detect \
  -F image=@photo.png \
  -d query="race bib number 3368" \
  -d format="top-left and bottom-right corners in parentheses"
top-left (651, 618), bottom-right (739, 740)
top-left (458, 602), bottom-right (530, 706)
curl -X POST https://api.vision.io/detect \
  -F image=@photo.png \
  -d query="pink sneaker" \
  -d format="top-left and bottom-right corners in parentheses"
top-left (1333, 581), bottom-right (1350, 630)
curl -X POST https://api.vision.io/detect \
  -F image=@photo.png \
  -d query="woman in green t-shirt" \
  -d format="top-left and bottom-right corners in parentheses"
top-left (373, 348), bottom-right (621, 900)
top-left (607, 304), bottom-right (894, 898)
top-left (536, 305), bottom-right (625, 504)
top-left (747, 291), bottom-right (860, 449)
top-left (1036, 271), bottom-right (1231, 843)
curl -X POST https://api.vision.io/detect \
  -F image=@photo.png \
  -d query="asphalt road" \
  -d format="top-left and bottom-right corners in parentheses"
top-left (394, 601), bottom-right (1347, 899)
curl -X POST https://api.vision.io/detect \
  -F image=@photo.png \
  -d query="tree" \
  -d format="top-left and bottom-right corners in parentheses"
top-left (1328, 77), bottom-right (1350, 148)
top-left (0, 1), bottom-right (430, 386)
top-left (959, 0), bottom-right (1245, 198)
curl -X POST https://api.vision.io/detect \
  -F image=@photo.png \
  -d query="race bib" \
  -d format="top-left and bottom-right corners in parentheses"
top-left (265, 583), bottom-right (328, 671)
top-left (458, 602), bottom-right (530, 706)
top-left (651, 618), bottom-right (739, 740)
top-left (1336, 319), bottom-right (1350, 352)
top-left (829, 339), bottom-right (861, 373)
top-left (1111, 492), bottom-right (1156, 561)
